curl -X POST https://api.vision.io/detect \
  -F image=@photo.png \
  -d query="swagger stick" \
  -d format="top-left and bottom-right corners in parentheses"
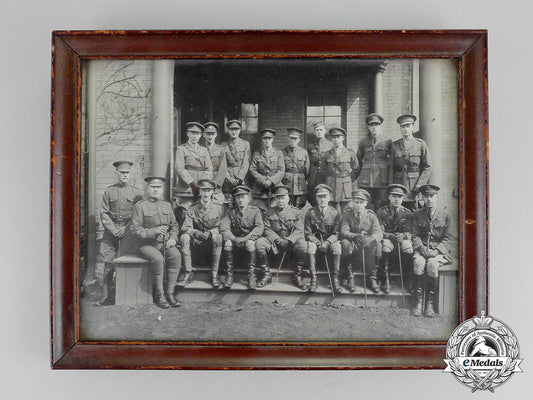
top-left (397, 242), bottom-right (406, 308)
top-left (275, 226), bottom-right (295, 279)
top-left (319, 232), bottom-right (335, 298)
top-left (361, 245), bottom-right (367, 308)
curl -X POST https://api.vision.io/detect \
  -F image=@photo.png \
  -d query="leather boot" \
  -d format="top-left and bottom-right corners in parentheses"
top-left (308, 254), bottom-right (318, 292)
top-left (256, 252), bottom-right (271, 288)
top-left (331, 255), bottom-right (342, 294)
top-left (332, 274), bottom-right (342, 294)
top-left (425, 277), bottom-right (437, 317)
top-left (97, 265), bottom-right (115, 306)
top-left (369, 268), bottom-right (380, 293)
top-left (211, 245), bottom-right (222, 288)
top-left (380, 255), bottom-right (391, 294)
top-left (248, 251), bottom-right (257, 290)
top-left (155, 291), bottom-right (170, 309)
top-left (293, 264), bottom-right (307, 290)
top-left (224, 250), bottom-right (234, 289)
top-left (165, 270), bottom-right (180, 307)
top-left (346, 264), bottom-right (356, 293)
top-left (177, 271), bottom-right (193, 288)
top-left (411, 275), bottom-right (424, 317)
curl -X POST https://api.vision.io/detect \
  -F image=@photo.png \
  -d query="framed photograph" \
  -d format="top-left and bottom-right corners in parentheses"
top-left (51, 30), bottom-right (488, 369)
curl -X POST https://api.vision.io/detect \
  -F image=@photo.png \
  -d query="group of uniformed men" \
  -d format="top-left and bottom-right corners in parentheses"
top-left (96, 113), bottom-right (453, 318)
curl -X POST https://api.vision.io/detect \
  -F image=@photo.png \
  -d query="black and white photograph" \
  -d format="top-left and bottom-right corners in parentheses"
top-left (79, 57), bottom-right (460, 343)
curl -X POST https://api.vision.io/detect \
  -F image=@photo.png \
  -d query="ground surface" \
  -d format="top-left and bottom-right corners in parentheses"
top-left (80, 297), bottom-right (458, 342)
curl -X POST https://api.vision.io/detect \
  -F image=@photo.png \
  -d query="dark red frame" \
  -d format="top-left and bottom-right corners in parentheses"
top-left (50, 30), bottom-right (488, 369)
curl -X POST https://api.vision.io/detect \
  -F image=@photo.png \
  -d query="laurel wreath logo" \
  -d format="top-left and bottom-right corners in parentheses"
top-left (445, 323), bottom-right (519, 392)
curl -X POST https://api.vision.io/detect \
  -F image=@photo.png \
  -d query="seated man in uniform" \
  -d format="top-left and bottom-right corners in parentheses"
top-left (408, 184), bottom-right (454, 317)
top-left (340, 189), bottom-right (383, 294)
top-left (130, 177), bottom-right (182, 309)
top-left (220, 185), bottom-right (264, 289)
top-left (180, 179), bottom-right (224, 288)
top-left (375, 184), bottom-right (413, 294)
top-left (256, 185), bottom-right (308, 290)
top-left (249, 129), bottom-right (285, 211)
top-left (304, 184), bottom-right (342, 292)
top-left (96, 160), bottom-right (143, 305)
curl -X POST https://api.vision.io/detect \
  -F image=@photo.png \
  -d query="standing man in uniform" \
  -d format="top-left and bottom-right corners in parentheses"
top-left (203, 122), bottom-right (227, 205)
top-left (220, 185), bottom-right (264, 289)
top-left (180, 179), bottom-right (225, 288)
top-left (174, 122), bottom-right (213, 222)
top-left (249, 129), bottom-right (285, 211)
top-left (130, 177), bottom-right (182, 309)
top-left (307, 121), bottom-right (333, 206)
top-left (324, 127), bottom-right (359, 212)
top-left (222, 119), bottom-right (251, 205)
top-left (282, 127), bottom-right (310, 209)
top-left (375, 184), bottom-right (413, 294)
top-left (391, 115), bottom-right (432, 209)
top-left (408, 184), bottom-right (454, 317)
top-left (356, 113), bottom-right (392, 210)
top-left (96, 160), bottom-right (143, 305)
top-left (256, 185), bottom-right (308, 290)
top-left (304, 184), bottom-right (342, 292)
top-left (340, 189), bottom-right (383, 294)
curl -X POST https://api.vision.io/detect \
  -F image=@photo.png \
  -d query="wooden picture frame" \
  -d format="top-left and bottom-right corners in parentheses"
top-left (50, 30), bottom-right (488, 369)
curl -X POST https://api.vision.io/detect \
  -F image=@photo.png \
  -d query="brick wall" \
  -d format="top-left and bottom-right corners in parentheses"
top-left (346, 71), bottom-right (372, 150)
top-left (91, 60), bottom-right (153, 231)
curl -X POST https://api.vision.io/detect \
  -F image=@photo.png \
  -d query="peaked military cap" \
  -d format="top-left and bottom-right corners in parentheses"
top-left (226, 119), bottom-right (242, 128)
top-left (144, 176), bottom-right (167, 185)
top-left (112, 160), bottom-right (133, 170)
top-left (313, 121), bottom-right (326, 129)
top-left (365, 113), bottom-right (384, 125)
top-left (272, 185), bottom-right (291, 197)
top-left (419, 184), bottom-right (440, 195)
top-left (260, 128), bottom-right (277, 138)
top-left (351, 188), bottom-right (371, 201)
top-left (328, 127), bottom-right (346, 136)
top-left (204, 122), bottom-right (219, 131)
top-left (387, 184), bottom-right (408, 195)
top-left (287, 127), bottom-right (303, 138)
top-left (185, 121), bottom-right (205, 133)
top-left (232, 185), bottom-right (251, 196)
top-left (396, 114), bottom-right (417, 125)
top-left (198, 179), bottom-right (216, 190)
top-left (314, 184), bottom-right (333, 196)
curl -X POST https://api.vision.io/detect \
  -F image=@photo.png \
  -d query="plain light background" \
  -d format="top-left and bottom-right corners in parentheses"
top-left (1, 0), bottom-right (530, 399)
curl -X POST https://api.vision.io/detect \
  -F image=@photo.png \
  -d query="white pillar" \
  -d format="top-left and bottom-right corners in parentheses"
top-left (373, 64), bottom-right (385, 115)
top-left (419, 59), bottom-right (442, 186)
top-left (151, 60), bottom-right (174, 197)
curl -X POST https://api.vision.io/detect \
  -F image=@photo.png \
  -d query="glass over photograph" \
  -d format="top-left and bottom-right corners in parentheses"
top-left (79, 58), bottom-right (460, 342)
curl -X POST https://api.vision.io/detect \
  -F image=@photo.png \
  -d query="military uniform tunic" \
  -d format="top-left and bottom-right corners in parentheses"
top-left (408, 206), bottom-right (454, 278)
top-left (220, 205), bottom-right (264, 245)
top-left (308, 137), bottom-right (333, 189)
top-left (205, 143), bottom-right (228, 189)
top-left (304, 206), bottom-right (342, 255)
top-left (356, 136), bottom-right (392, 188)
top-left (221, 137), bottom-right (251, 193)
top-left (282, 145), bottom-right (309, 196)
top-left (249, 148), bottom-right (285, 199)
top-left (182, 200), bottom-right (224, 237)
top-left (391, 137), bottom-right (432, 195)
top-left (376, 204), bottom-right (413, 255)
top-left (323, 147), bottom-right (359, 203)
top-left (99, 183), bottom-right (143, 263)
top-left (174, 143), bottom-right (213, 197)
top-left (130, 198), bottom-right (182, 293)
